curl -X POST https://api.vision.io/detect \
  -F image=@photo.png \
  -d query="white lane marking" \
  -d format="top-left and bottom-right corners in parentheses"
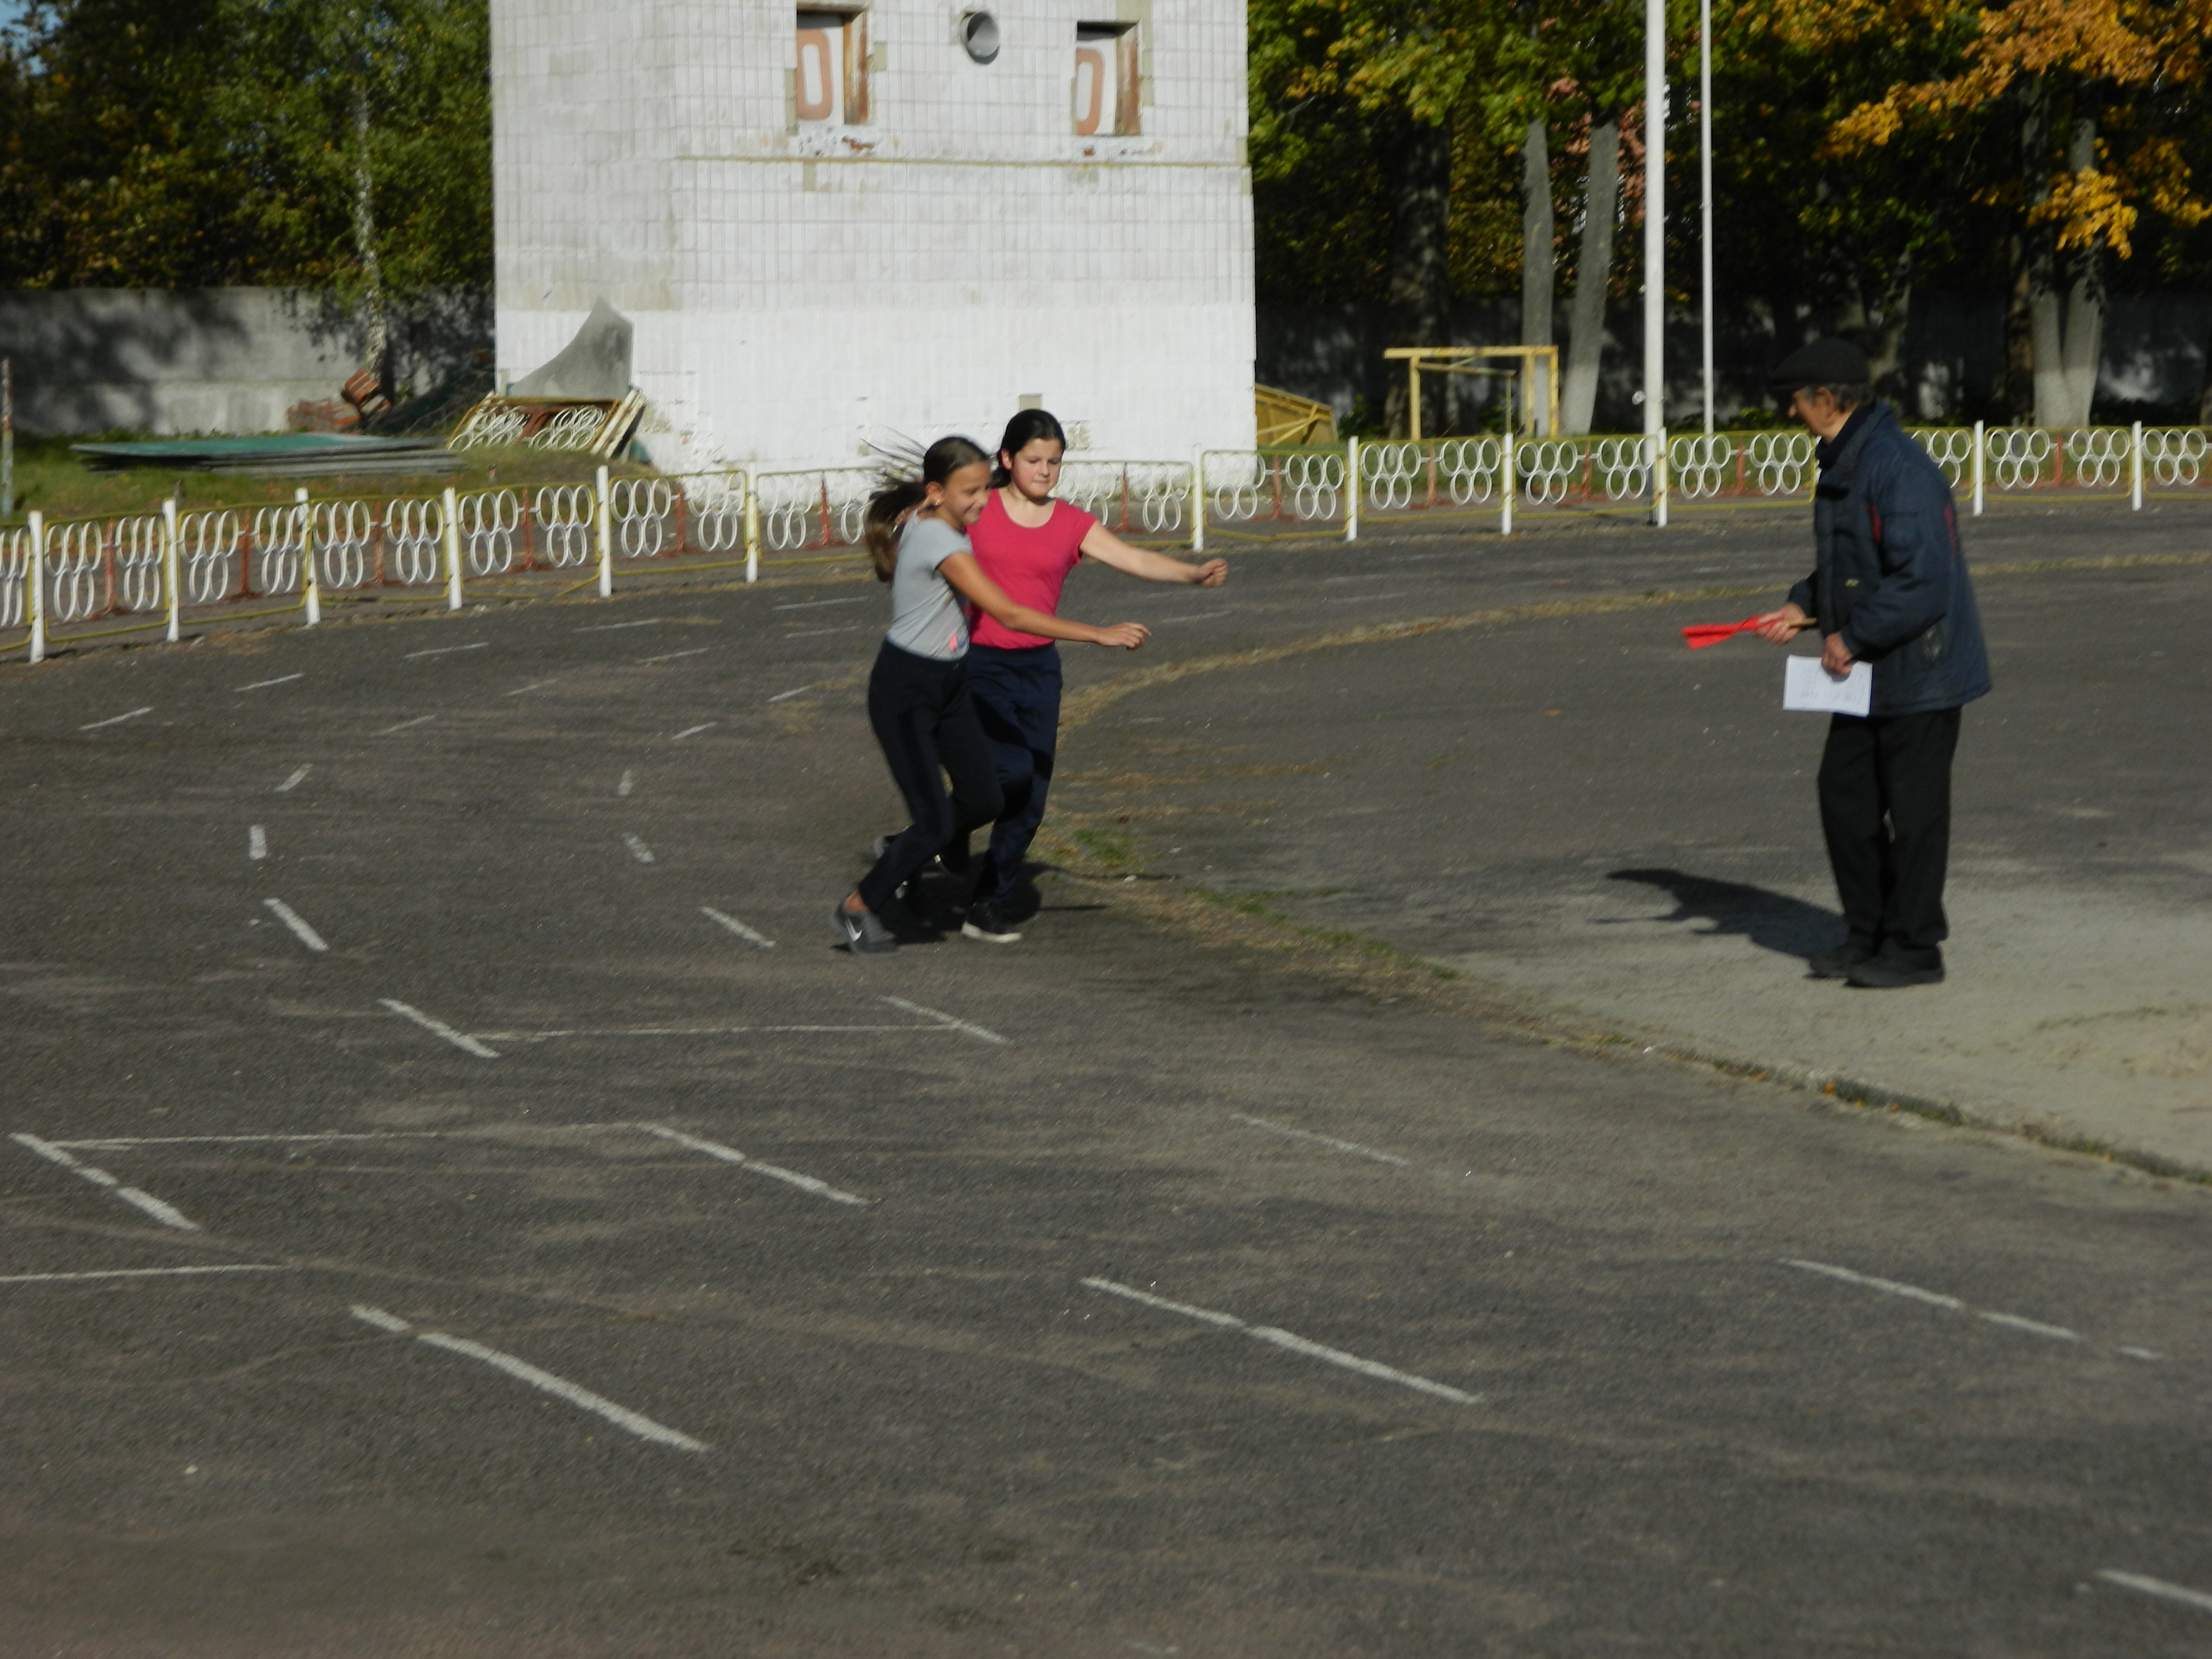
top-left (470, 1022), bottom-right (961, 1041)
top-left (1326, 591), bottom-right (1409, 603)
top-left (575, 619), bottom-right (667, 632)
top-left (1154, 608), bottom-right (1237, 626)
top-left (376, 714), bottom-right (435, 736)
top-left (405, 641), bottom-right (486, 658)
top-left (617, 768), bottom-right (636, 797)
top-left (880, 995), bottom-right (1009, 1046)
top-left (2119, 1346), bottom-right (2167, 1362)
top-left (767, 685), bottom-right (813, 703)
top-left (670, 721), bottom-right (717, 740)
top-left (80, 706), bottom-right (154, 731)
top-left (784, 626), bottom-right (864, 639)
top-left (262, 898), bottom-right (329, 953)
top-left (275, 764), bottom-right (312, 793)
top-left (1081, 1278), bottom-right (1483, 1406)
top-left (248, 825), bottom-right (268, 861)
top-left (641, 647), bottom-right (712, 664)
top-left (773, 597), bottom-right (866, 610)
top-left (0, 1264), bottom-right (288, 1286)
top-left (637, 1123), bottom-right (871, 1206)
top-left (622, 834), bottom-right (656, 864)
top-left (236, 673), bottom-right (304, 692)
top-left (504, 678), bottom-right (558, 696)
top-left (349, 1305), bottom-right (708, 1451)
top-left (2099, 1571), bottom-right (2212, 1615)
top-left (379, 998), bottom-right (501, 1059)
top-left (700, 906), bottom-right (774, 948)
top-left (62, 1131), bottom-right (467, 1148)
top-left (1781, 1258), bottom-right (2123, 1352)
top-left (1230, 1113), bottom-right (1411, 1167)
top-left (10, 1134), bottom-right (202, 1231)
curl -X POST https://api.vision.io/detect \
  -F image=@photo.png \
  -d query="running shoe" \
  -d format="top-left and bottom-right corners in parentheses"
top-left (834, 901), bottom-right (899, 954)
top-left (961, 903), bottom-right (1022, 944)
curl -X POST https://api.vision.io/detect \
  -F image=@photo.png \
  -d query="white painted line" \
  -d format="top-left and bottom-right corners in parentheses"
top-left (405, 641), bottom-right (486, 658)
top-left (503, 678), bottom-right (558, 696)
top-left (376, 714), bottom-right (435, 736)
top-left (248, 825), bottom-right (268, 861)
top-left (2097, 1570), bottom-right (2212, 1615)
top-left (617, 768), bottom-right (636, 797)
top-left (773, 597), bottom-right (866, 610)
top-left (637, 1122), bottom-right (871, 1206)
top-left (379, 998), bottom-right (501, 1059)
top-left (0, 1264), bottom-right (288, 1286)
top-left (575, 619), bottom-right (666, 632)
top-left (1781, 1258), bottom-right (2127, 1352)
top-left (880, 995), bottom-right (1009, 1046)
top-left (783, 626), bottom-right (863, 638)
top-left (80, 706), bottom-right (154, 731)
top-left (236, 673), bottom-right (304, 691)
top-left (641, 647), bottom-right (712, 664)
top-left (275, 764), bottom-right (312, 793)
top-left (1155, 608), bottom-right (1237, 626)
top-left (767, 685), bottom-right (813, 703)
top-left (1780, 1258), bottom-right (1963, 1311)
top-left (470, 1022), bottom-right (952, 1041)
top-left (349, 1305), bottom-right (708, 1451)
top-left (1230, 1113), bottom-right (1411, 1167)
top-left (10, 1134), bottom-right (202, 1231)
top-left (700, 907), bottom-right (774, 947)
top-left (1081, 1278), bottom-right (1482, 1406)
top-left (2119, 1346), bottom-right (2167, 1362)
top-left (670, 721), bottom-right (717, 740)
top-left (262, 898), bottom-right (329, 953)
top-left (1977, 1310), bottom-right (2083, 1343)
top-left (622, 834), bottom-right (656, 864)
top-left (62, 1131), bottom-right (465, 1148)
top-left (1326, 591), bottom-right (1409, 603)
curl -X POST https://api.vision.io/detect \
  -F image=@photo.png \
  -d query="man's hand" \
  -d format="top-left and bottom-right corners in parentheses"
top-left (1753, 603), bottom-right (1807, 644)
top-left (1821, 631), bottom-right (1854, 675)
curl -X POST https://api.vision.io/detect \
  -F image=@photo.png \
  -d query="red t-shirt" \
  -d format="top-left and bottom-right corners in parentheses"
top-left (967, 490), bottom-right (1097, 650)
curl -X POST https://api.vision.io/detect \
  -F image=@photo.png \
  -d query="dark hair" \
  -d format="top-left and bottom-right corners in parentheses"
top-left (863, 434), bottom-right (990, 581)
top-left (990, 408), bottom-right (1068, 487)
top-left (1782, 381), bottom-right (1871, 412)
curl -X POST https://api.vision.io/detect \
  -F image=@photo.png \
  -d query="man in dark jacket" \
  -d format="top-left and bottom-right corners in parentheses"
top-left (1753, 339), bottom-right (1992, 989)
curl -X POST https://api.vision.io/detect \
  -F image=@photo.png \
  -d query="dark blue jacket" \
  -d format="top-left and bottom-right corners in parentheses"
top-left (1786, 403), bottom-right (1992, 717)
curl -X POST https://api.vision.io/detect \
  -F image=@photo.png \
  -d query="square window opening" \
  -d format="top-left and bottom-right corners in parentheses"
top-left (1074, 23), bottom-right (1138, 137)
top-left (796, 9), bottom-right (869, 125)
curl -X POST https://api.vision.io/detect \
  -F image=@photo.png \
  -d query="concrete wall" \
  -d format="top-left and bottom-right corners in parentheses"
top-left (492, 0), bottom-right (1256, 470)
top-left (1260, 293), bottom-right (2212, 435)
top-left (0, 288), bottom-right (493, 437)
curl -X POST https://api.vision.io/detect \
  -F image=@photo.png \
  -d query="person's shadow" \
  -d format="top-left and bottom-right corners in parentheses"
top-left (1605, 868), bottom-right (1841, 962)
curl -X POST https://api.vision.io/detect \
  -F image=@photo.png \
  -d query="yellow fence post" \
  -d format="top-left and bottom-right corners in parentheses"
top-left (162, 497), bottom-right (182, 642)
top-left (299, 487), bottom-right (320, 626)
top-left (743, 468), bottom-right (761, 583)
top-left (441, 486), bottom-right (464, 610)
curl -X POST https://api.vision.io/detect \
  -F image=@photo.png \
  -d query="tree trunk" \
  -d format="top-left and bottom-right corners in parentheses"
top-left (1561, 111), bottom-right (1620, 436)
top-left (2018, 79), bottom-right (2076, 429)
top-left (2058, 115), bottom-right (2103, 428)
top-left (1381, 115), bottom-right (1453, 438)
top-left (1520, 117), bottom-right (1555, 433)
top-left (352, 80), bottom-right (389, 398)
top-left (2003, 233), bottom-right (2034, 423)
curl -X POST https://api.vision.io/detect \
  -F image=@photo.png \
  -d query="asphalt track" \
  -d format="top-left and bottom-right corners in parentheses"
top-left (3, 499), bottom-right (2209, 1656)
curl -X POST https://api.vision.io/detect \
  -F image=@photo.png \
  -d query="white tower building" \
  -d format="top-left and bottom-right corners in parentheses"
top-left (491, 0), bottom-right (1255, 469)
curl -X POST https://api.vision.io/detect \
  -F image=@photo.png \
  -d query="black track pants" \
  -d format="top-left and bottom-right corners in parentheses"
top-left (1816, 706), bottom-right (1963, 959)
top-left (857, 641), bottom-right (1003, 914)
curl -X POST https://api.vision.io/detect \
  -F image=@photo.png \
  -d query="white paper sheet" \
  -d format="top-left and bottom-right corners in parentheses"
top-left (1783, 655), bottom-right (1872, 715)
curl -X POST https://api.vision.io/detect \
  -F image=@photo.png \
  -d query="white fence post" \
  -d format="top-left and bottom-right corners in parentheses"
top-left (2131, 419), bottom-right (2144, 511)
top-left (162, 496), bottom-right (182, 643)
top-left (441, 485), bottom-right (464, 610)
top-left (1652, 430), bottom-right (1670, 528)
top-left (299, 487), bottom-right (320, 627)
top-left (594, 464), bottom-right (613, 598)
top-left (743, 468), bottom-right (761, 583)
top-left (1345, 437), bottom-right (1360, 543)
top-left (26, 508), bottom-right (44, 663)
top-left (1189, 446), bottom-right (1205, 554)
top-left (1971, 420), bottom-right (1985, 516)
top-left (1500, 429), bottom-right (1515, 537)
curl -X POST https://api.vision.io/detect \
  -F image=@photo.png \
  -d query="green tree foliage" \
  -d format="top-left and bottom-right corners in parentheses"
top-left (0, 0), bottom-right (488, 294)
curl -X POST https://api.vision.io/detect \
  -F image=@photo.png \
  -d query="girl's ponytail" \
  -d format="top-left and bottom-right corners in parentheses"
top-left (862, 434), bottom-right (991, 581)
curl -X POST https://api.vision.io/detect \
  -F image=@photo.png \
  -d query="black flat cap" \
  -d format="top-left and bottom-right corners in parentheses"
top-left (1767, 338), bottom-right (1870, 394)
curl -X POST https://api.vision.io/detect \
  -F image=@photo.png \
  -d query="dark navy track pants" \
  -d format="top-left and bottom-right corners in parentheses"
top-left (965, 642), bottom-right (1061, 907)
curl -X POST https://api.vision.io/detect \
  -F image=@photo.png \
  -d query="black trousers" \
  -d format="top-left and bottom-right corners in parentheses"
top-left (966, 642), bottom-right (1062, 907)
top-left (1816, 707), bottom-right (1963, 960)
top-left (858, 642), bottom-right (1003, 913)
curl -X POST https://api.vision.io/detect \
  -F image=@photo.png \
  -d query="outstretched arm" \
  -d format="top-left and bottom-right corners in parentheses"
top-left (939, 552), bottom-right (1149, 650)
top-left (1079, 522), bottom-right (1227, 587)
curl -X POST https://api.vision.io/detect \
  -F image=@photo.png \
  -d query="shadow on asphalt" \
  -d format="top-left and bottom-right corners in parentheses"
top-left (1604, 867), bottom-right (1840, 959)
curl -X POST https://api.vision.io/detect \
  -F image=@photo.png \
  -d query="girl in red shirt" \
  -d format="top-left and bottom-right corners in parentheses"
top-left (960, 409), bottom-right (1228, 942)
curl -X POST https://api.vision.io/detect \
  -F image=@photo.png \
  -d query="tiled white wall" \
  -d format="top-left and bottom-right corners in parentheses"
top-left (494, 0), bottom-right (1254, 467)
